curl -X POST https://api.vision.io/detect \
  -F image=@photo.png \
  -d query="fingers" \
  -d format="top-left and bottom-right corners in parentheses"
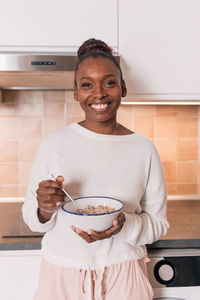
top-left (38, 179), bottom-right (63, 189)
top-left (56, 176), bottom-right (64, 183)
top-left (37, 187), bottom-right (65, 197)
top-left (37, 187), bottom-right (65, 206)
top-left (89, 223), bottom-right (121, 240)
top-left (36, 177), bottom-right (66, 215)
top-left (112, 212), bottom-right (126, 227)
top-left (71, 226), bottom-right (96, 243)
top-left (72, 226), bottom-right (117, 243)
top-left (71, 213), bottom-right (126, 243)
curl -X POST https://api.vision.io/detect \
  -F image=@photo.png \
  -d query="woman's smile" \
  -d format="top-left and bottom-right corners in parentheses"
top-left (89, 101), bottom-right (112, 112)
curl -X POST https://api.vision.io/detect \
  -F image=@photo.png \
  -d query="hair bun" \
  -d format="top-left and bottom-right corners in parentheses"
top-left (77, 38), bottom-right (114, 59)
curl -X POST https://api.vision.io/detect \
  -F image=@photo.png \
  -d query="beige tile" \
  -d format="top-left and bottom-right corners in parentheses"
top-left (166, 183), bottom-right (177, 195)
top-left (117, 105), bottom-right (134, 131)
top-left (133, 105), bottom-right (155, 116)
top-left (177, 140), bottom-right (198, 161)
top-left (0, 163), bottom-right (19, 184)
top-left (66, 102), bottom-right (85, 117)
top-left (19, 139), bottom-right (40, 162)
top-left (43, 102), bottom-right (65, 117)
top-left (20, 90), bottom-right (43, 104)
top-left (177, 161), bottom-right (198, 183)
top-left (65, 116), bottom-right (84, 126)
top-left (162, 162), bottom-right (176, 182)
top-left (177, 117), bottom-right (198, 138)
top-left (18, 117), bottom-right (42, 139)
top-left (43, 117), bottom-right (65, 136)
top-left (19, 163), bottom-right (32, 186)
top-left (198, 162), bottom-right (200, 194)
top-left (155, 139), bottom-right (177, 162)
top-left (0, 103), bottom-right (17, 116)
top-left (2, 91), bottom-right (20, 103)
top-left (44, 90), bottom-right (65, 103)
top-left (0, 92), bottom-right (200, 198)
top-left (0, 141), bottom-right (19, 162)
top-left (177, 105), bottom-right (198, 117)
top-left (3, 90), bottom-right (43, 104)
top-left (65, 91), bottom-right (75, 103)
top-left (134, 116), bottom-right (154, 138)
top-left (16, 103), bottom-right (42, 117)
top-left (0, 118), bottom-right (19, 139)
top-left (177, 184), bottom-right (198, 194)
top-left (198, 108), bottom-right (200, 139)
top-left (156, 105), bottom-right (177, 116)
top-left (0, 186), bottom-right (19, 197)
top-left (155, 116), bottom-right (177, 138)
top-left (19, 185), bottom-right (28, 197)
top-left (198, 162), bottom-right (200, 193)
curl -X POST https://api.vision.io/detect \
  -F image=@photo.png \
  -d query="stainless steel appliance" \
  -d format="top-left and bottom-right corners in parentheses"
top-left (147, 249), bottom-right (200, 300)
top-left (0, 52), bottom-right (120, 90)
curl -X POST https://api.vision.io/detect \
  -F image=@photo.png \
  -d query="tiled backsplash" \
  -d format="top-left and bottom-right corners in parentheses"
top-left (0, 90), bottom-right (199, 197)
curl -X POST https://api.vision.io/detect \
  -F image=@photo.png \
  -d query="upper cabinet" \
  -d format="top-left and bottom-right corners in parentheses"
top-left (0, 0), bottom-right (117, 52)
top-left (119, 0), bottom-right (200, 100)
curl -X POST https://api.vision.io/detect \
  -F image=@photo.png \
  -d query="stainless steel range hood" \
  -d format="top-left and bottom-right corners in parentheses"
top-left (0, 52), bottom-right (120, 91)
top-left (0, 52), bottom-right (78, 90)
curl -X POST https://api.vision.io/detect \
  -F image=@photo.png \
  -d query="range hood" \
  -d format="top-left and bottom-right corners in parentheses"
top-left (0, 52), bottom-right (78, 91)
top-left (1, 52), bottom-right (199, 105)
top-left (0, 52), bottom-right (120, 90)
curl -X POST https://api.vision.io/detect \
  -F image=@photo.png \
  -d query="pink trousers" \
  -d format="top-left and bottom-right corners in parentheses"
top-left (34, 257), bottom-right (154, 300)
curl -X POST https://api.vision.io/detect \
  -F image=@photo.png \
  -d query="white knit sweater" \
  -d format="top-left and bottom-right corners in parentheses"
top-left (22, 123), bottom-right (169, 269)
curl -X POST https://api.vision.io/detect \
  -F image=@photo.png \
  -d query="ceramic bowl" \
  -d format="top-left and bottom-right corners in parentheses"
top-left (62, 196), bottom-right (123, 232)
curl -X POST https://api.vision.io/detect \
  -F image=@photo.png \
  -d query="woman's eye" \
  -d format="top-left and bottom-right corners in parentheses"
top-left (106, 81), bottom-right (116, 87)
top-left (81, 82), bottom-right (91, 88)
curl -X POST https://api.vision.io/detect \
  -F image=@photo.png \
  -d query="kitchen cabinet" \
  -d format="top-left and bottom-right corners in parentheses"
top-left (0, 0), bottom-right (117, 52)
top-left (119, 0), bottom-right (200, 100)
top-left (0, 250), bottom-right (41, 300)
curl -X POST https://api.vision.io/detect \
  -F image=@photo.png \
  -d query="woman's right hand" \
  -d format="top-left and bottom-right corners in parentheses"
top-left (36, 176), bottom-right (66, 223)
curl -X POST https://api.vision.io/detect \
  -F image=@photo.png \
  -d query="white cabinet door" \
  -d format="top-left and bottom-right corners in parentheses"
top-left (119, 0), bottom-right (200, 98)
top-left (0, 0), bottom-right (117, 51)
top-left (0, 250), bottom-right (41, 300)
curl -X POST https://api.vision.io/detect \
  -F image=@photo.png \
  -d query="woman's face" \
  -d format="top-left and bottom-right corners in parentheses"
top-left (74, 56), bottom-right (124, 127)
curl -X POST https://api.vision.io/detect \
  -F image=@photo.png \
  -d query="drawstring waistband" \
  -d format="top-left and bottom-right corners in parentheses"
top-left (88, 265), bottom-right (92, 300)
top-left (98, 267), bottom-right (105, 300)
top-left (80, 266), bottom-right (105, 300)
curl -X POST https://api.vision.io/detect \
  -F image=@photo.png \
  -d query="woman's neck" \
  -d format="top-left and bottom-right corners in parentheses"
top-left (78, 120), bottom-right (134, 135)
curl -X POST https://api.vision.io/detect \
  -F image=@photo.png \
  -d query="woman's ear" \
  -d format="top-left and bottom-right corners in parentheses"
top-left (121, 79), bottom-right (127, 98)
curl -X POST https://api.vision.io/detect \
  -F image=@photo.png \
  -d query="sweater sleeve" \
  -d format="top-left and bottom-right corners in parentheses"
top-left (22, 135), bottom-right (58, 233)
top-left (114, 144), bottom-right (169, 246)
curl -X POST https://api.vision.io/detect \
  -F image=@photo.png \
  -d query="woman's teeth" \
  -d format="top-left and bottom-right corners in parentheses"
top-left (90, 103), bottom-right (109, 111)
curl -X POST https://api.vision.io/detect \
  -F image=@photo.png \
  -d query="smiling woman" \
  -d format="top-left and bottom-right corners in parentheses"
top-left (73, 38), bottom-right (129, 135)
top-left (22, 38), bottom-right (168, 300)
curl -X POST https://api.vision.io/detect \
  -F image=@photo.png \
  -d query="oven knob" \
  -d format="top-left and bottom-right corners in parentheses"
top-left (154, 259), bottom-right (176, 285)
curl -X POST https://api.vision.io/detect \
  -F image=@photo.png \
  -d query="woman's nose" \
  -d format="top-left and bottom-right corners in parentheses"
top-left (93, 85), bottom-right (106, 99)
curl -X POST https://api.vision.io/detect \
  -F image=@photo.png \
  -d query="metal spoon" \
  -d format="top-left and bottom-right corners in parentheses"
top-left (51, 174), bottom-right (81, 213)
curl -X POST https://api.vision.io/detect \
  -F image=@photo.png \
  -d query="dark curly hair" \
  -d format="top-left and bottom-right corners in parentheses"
top-left (74, 38), bottom-right (127, 97)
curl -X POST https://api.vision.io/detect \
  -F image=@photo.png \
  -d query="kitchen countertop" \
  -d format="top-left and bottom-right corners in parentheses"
top-left (0, 200), bottom-right (200, 251)
top-left (0, 202), bottom-right (42, 250)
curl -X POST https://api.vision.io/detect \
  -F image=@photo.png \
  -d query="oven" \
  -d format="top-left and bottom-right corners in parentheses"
top-left (147, 248), bottom-right (200, 300)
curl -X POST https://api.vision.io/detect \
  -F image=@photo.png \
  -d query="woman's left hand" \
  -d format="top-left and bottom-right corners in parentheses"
top-left (71, 212), bottom-right (126, 243)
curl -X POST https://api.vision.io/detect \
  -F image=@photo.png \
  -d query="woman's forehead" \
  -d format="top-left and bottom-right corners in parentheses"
top-left (77, 56), bottom-right (120, 77)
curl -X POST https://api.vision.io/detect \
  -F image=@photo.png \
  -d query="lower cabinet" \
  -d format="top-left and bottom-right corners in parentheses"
top-left (0, 250), bottom-right (41, 300)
